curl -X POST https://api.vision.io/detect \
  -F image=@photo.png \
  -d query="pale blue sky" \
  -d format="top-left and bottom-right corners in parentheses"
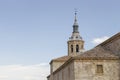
top-left (0, 0), bottom-right (120, 65)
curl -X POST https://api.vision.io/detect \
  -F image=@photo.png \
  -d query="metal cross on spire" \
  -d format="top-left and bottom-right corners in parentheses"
top-left (73, 8), bottom-right (78, 26)
top-left (74, 8), bottom-right (78, 22)
top-left (75, 8), bottom-right (77, 16)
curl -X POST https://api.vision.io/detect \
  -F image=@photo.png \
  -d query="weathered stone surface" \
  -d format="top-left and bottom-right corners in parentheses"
top-left (53, 62), bottom-right (74, 80)
top-left (50, 56), bottom-right (71, 73)
top-left (68, 40), bottom-right (84, 56)
top-left (48, 60), bottom-right (120, 80)
top-left (74, 60), bottom-right (120, 80)
top-left (51, 61), bottom-right (65, 73)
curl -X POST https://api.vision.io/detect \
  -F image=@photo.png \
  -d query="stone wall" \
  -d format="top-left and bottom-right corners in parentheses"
top-left (74, 60), bottom-right (120, 80)
top-left (52, 61), bottom-right (74, 80)
top-left (68, 40), bottom-right (84, 56)
top-left (48, 59), bottom-right (120, 80)
top-left (50, 61), bottom-right (65, 73)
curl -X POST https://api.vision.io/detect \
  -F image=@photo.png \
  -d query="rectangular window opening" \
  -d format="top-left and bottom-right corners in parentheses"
top-left (96, 65), bottom-right (103, 74)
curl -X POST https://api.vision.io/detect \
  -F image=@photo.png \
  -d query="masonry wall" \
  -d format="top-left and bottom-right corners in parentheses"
top-left (53, 61), bottom-right (74, 80)
top-left (68, 40), bottom-right (84, 56)
top-left (74, 60), bottom-right (120, 80)
top-left (51, 61), bottom-right (65, 73)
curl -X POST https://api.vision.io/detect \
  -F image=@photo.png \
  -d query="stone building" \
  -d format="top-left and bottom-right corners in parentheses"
top-left (47, 12), bottom-right (120, 80)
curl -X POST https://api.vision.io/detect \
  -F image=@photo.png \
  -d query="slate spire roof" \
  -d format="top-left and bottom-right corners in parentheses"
top-left (73, 11), bottom-right (79, 33)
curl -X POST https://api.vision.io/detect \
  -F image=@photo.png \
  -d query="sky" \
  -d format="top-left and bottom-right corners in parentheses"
top-left (0, 0), bottom-right (120, 80)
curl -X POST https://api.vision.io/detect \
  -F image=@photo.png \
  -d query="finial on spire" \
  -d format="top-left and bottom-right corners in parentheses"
top-left (75, 8), bottom-right (77, 16)
top-left (74, 8), bottom-right (78, 26)
top-left (74, 8), bottom-right (77, 22)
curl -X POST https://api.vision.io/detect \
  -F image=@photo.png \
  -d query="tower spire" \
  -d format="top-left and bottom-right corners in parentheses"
top-left (67, 11), bottom-right (84, 56)
top-left (73, 10), bottom-right (79, 33)
top-left (74, 10), bottom-right (78, 25)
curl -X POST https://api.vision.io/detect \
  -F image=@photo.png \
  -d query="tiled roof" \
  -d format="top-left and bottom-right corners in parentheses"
top-left (50, 55), bottom-right (71, 64)
top-left (74, 46), bottom-right (119, 60)
top-left (98, 32), bottom-right (120, 46)
top-left (52, 46), bottom-right (120, 75)
top-left (52, 56), bottom-right (71, 61)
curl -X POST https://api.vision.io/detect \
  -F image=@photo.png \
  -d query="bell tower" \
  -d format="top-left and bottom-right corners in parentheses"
top-left (67, 12), bottom-right (84, 56)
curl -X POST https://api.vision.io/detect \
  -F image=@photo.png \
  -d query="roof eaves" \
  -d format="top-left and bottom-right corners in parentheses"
top-left (74, 56), bottom-right (120, 60)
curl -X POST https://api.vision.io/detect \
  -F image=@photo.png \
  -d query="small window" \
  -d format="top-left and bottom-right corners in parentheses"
top-left (76, 45), bottom-right (79, 52)
top-left (96, 65), bottom-right (103, 73)
top-left (71, 45), bottom-right (73, 53)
